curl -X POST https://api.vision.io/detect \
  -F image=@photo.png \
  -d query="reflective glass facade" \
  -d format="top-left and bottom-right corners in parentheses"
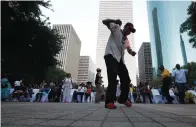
top-left (147, 1), bottom-right (196, 76)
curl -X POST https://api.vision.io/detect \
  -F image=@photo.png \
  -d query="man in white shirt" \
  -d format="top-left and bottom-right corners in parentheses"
top-left (172, 63), bottom-right (190, 104)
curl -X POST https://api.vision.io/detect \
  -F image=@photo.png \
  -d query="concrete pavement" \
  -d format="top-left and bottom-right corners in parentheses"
top-left (1, 102), bottom-right (196, 127)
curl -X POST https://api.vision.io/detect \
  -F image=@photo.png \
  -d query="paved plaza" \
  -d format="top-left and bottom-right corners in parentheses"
top-left (1, 102), bottom-right (196, 127)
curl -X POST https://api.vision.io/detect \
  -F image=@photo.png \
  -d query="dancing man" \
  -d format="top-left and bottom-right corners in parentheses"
top-left (102, 18), bottom-right (136, 109)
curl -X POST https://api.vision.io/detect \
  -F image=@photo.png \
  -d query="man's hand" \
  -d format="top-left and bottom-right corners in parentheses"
top-left (115, 19), bottom-right (122, 26)
top-left (127, 48), bottom-right (136, 56)
top-left (130, 51), bottom-right (136, 56)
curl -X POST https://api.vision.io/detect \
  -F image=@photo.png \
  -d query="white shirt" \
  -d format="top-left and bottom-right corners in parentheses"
top-left (62, 78), bottom-right (72, 89)
top-left (78, 86), bottom-right (84, 92)
top-left (172, 69), bottom-right (188, 83)
top-left (14, 81), bottom-right (21, 86)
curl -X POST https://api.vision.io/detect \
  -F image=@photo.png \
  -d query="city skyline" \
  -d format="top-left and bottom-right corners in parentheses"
top-left (147, 1), bottom-right (196, 76)
top-left (53, 24), bottom-right (81, 82)
top-left (138, 42), bottom-right (153, 83)
top-left (41, 0), bottom-right (150, 65)
top-left (77, 56), bottom-right (95, 84)
top-left (41, 0), bottom-right (196, 83)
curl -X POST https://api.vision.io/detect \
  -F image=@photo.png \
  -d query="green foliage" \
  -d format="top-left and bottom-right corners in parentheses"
top-left (1, 1), bottom-right (63, 83)
top-left (44, 67), bottom-right (67, 84)
top-left (150, 77), bottom-right (162, 89)
top-left (180, 2), bottom-right (196, 48)
top-left (181, 62), bottom-right (196, 87)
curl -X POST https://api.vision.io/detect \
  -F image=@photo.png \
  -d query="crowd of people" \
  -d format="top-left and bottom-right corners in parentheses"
top-left (1, 73), bottom-right (106, 103)
top-left (1, 63), bottom-right (196, 105)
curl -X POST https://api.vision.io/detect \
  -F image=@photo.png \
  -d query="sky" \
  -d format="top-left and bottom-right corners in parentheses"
top-left (41, 0), bottom-right (150, 69)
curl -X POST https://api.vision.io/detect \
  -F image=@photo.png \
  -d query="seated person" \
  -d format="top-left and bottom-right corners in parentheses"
top-left (48, 84), bottom-right (60, 102)
top-left (77, 83), bottom-right (85, 103)
top-left (26, 85), bottom-right (34, 98)
top-left (34, 85), bottom-right (50, 102)
top-left (185, 91), bottom-right (195, 104)
top-left (85, 85), bottom-right (92, 102)
top-left (12, 83), bottom-right (27, 102)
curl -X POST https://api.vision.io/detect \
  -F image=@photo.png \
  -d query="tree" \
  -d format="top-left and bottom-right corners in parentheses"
top-left (150, 78), bottom-right (162, 89)
top-left (1, 1), bottom-right (63, 83)
top-left (44, 67), bottom-right (67, 84)
top-left (180, 2), bottom-right (196, 48)
top-left (181, 62), bottom-right (196, 88)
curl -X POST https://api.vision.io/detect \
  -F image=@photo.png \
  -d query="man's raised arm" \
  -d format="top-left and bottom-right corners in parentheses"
top-left (102, 19), bottom-right (122, 29)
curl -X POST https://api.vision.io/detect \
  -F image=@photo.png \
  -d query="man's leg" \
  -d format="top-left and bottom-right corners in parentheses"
top-left (163, 79), bottom-right (173, 103)
top-left (177, 83), bottom-right (185, 104)
top-left (95, 85), bottom-right (101, 103)
top-left (118, 60), bottom-right (130, 103)
top-left (104, 55), bottom-right (118, 107)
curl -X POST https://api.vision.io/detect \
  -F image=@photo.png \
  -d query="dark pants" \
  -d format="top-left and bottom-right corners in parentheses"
top-left (48, 90), bottom-right (60, 102)
top-left (85, 93), bottom-right (91, 102)
top-left (95, 84), bottom-right (101, 103)
top-left (77, 92), bottom-right (84, 103)
top-left (141, 92), bottom-right (153, 103)
top-left (162, 78), bottom-right (173, 103)
top-left (73, 91), bottom-right (78, 102)
top-left (104, 55), bottom-right (131, 104)
top-left (176, 83), bottom-right (186, 104)
top-left (133, 92), bottom-right (137, 103)
top-left (35, 93), bottom-right (43, 102)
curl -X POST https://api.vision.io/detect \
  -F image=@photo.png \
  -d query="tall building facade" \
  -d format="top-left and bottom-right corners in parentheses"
top-left (138, 42), bottom-right (153, 83)
top-left (53, 24), bottom-right (81, 82)
top-left (77, 56), bottom-right (95, 84)
top-left (96, 0), bottom-right (136, 86)
top-left (147, 1), bottom-right (196, 75)
top-left (180, 35), bottom-right (188, 65)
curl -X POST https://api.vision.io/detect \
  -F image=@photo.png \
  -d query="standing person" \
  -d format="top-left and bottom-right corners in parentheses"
top-left (159, 65), bottom-right (174, 104)
top-left (62, 73), bottom-right (73, 103)
top-left (141, 82), bottom-right (153, 103)
top-left (172, 63), bottom-right (191, 104)
top-left (128, 83), bottom-right (133, 103)
top-left (102, 18), bottom-right (136, 109)
top-left (95, 68), bottom-right (103, 103)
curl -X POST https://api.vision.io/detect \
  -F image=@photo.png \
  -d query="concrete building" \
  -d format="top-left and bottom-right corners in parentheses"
top-left (96, 0), bottom-right (136, 86)
top-left (138, 42), bottom-right (153, 83)
top-left (77, 56), bottom-right (95, 84)
top-left (147, 1), bottom-right (196, 75)
top-left (53, 24), bottom-right (81, 82)
top-left (136, 75), bottom-right (139, 86)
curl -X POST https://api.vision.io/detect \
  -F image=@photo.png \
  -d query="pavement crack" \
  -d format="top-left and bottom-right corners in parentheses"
top-left (120, 106), bottom-right (136, 127)
top-left (132, 108), bottom-right (167, 127)
top-left (99, 108), bottom-right (110, 127)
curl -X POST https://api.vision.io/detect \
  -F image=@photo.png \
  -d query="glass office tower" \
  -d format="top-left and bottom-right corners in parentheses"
top-left (147, 1), bottom-right (196, 76)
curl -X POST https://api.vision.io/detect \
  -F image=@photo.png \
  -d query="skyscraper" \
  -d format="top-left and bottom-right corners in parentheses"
top-left (96, 0), bottom-right (136, 86)
top-left (53, 24), bottom-right (81, 82)
top-left (138, 42), bottom-right (153, 83)
top-left (77, 56), bottom-right (95, 84)
top-left (180, 35), bottom-right (188, 65)
top-left (147, 1), bottom-right (196, 74)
